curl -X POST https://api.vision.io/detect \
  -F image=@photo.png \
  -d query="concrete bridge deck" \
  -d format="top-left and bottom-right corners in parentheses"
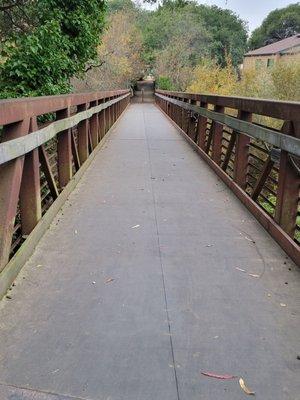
top-left (0, 103), bottom-right (299, 400)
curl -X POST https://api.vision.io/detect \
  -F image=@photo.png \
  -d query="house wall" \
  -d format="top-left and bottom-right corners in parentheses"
top-left (243, 52), bottom-right (300, 71)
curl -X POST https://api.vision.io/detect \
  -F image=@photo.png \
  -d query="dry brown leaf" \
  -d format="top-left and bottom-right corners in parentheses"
top-left (239, 378), bottom-right (255, 395)
top-left (201, 372), bottom-right (237, 380)
top-left (248, 273), bottom-right (260, 278)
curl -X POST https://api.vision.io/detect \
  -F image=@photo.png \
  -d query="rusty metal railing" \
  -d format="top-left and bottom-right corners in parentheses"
top-left (155, 89), bottom-right (300, 265)
top-left (0, 89), bottom-right (131, 273)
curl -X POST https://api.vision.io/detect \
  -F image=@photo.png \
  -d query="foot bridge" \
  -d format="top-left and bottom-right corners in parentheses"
top-left (0, 89), bottom-right (299, 399)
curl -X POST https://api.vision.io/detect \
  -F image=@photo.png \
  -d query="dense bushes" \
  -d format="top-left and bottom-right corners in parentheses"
top-left (0, 0), bottom-right (106, 98)
top-left (187, 59), bottom-right (300, 101)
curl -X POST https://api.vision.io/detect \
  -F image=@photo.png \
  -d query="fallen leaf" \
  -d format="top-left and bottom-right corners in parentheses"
top-left (131, 225), bottom-right (140, 229)
top-left (244, 236), bottom-right (253, 242)
top-left (201, 372), bottom-right (237, 380)
top-left (236, 267), bottom-right (246, 273)
top-left (105, 278), bottom-right (115, 284)
top-left (239, 378), bottom-right (255, 395)
top-left (248, 274), bottom-right (260, 278)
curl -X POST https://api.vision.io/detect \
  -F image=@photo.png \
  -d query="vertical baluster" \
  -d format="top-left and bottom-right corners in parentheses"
top-left (0, 118), bottom-right (30, 271)
top-left (19, 117), bottom-right (42, 235)
top-left (196, 101), bottom-right (208, 150)
top-left (274, 121), bottom-right (300, 238)
top-left (77, 103), bottom-right (89, 164)
top-left (57, 107), bottom-right (72, 189)
top-left (233, 111), bottom-right (252, 189)
top-left (90, 100), bottom-right (99, 148)
top-left (211, 105), bottom-right (225, 164)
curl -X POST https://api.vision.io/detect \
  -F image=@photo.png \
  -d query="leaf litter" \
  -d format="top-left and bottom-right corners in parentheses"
top-left (201, 372), bottom-right (237, 380)
top-left (239, 378), bottom-right (255, 395)
top-left (201, 372), bottom-right (256, 395)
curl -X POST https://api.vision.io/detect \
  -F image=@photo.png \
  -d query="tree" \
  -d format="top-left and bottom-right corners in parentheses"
top-left (0, 0), bottom-right (35, 43)
top-left (193, 4), bottom-right (248, 67)
top-left (0, 0), bottom-right (106, 98)
top-left (249, 3), bottom-right (300, 49)
top-left (73, 9), bottom-right (145, 91)
top-left (139, 1), bottom-right (247, 70)
top-left (107, 0), bottom-right (137, 14)
top-left (153, 10), bottom-right (210, 90)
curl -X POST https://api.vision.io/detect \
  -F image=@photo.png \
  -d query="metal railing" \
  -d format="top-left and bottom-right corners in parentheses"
top-left (0, 89), bottom-right (131, 273)
top-left (155, 89), bottom-right (300, 265)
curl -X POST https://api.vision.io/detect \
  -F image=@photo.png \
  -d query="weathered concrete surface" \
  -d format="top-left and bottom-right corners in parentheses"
top-left (0, 103), bottom-right (299, 400)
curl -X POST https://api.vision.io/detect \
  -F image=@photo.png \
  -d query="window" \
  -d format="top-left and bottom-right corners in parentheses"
top-left (267, 58), bottom-right (275, 68)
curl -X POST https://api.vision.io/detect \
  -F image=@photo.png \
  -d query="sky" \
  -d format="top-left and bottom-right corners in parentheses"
top-left (140, 0), bottom-right (296, 33)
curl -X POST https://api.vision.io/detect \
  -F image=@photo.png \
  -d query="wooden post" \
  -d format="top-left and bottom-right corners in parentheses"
top-left (77, 103), bottom-right (89, 164)
top-left (90, 100), bottom-right (99, 148)
top-left (189, 100), bottom-right (197, 141)
top-left (196, 101), bottom-right (208, 149)
top-left (98, 99), bottom-right (105, 140)
top-left (211, 105), bottom-right (225, 165)
top-left (233, 111), bottom-right (252, 189)
top-left (57, 107), bottom-right (72, 189)
top-left (274, 121), bottom-right (300, 238)
top-left (0, 118), bottom-right (30, 271)
top-left (19, 117), bottom-right (42, 235)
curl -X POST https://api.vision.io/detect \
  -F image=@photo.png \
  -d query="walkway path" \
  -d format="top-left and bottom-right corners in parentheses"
top-left (0, 104), bottom-right (299, 400)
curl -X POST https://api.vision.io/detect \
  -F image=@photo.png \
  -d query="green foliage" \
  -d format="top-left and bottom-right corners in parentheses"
top-left (156, 76), bottom-right (174, 90)
top-left (194, 4), bottom-right (248, 67)
top-left (249, 3), bottom-right (300, 49)
top-left (139, 0), bottom-right (247, 73)
top-left (0, 0), bottom-right (106, 98)
top-left (107, 0), bottom-right (137, 13)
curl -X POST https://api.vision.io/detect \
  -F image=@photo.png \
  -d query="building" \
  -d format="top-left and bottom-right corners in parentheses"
top-left (243, 34), bottom-right (300, 70)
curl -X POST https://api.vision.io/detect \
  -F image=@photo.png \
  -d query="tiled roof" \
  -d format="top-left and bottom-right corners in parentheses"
top-left (245, 34), bottom-right (300, 56)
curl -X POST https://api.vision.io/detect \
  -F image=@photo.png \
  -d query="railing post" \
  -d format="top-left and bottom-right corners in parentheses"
top-left (77, 103), bottom-right (89, 164)
top-left (104, 98), bottom-right (108, 136)
top-left (211, 105), bottom-right (225, 164)
top-left (274, 121), bottom-right (300, 238)
top-left (90, 100), bottom-right (99, 148)
top-left (57, 107), bottom-right (72, 189)
top-left (188, 99), bottom-right (197, 141)
top-left (108, 97), bottom-right (112, 130)
top-left (196, 101), bottom-right (208, 149)
top-left (182, 99), bottom-right (189, 133)
top-left (19, 117), bottom-right (42, 235)
top-left (233, 111), bottom-right (252, 189)
top-left (98, 98), bottom-right (105, 140)
top-left (0, 118), bottom-right (30, 271)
